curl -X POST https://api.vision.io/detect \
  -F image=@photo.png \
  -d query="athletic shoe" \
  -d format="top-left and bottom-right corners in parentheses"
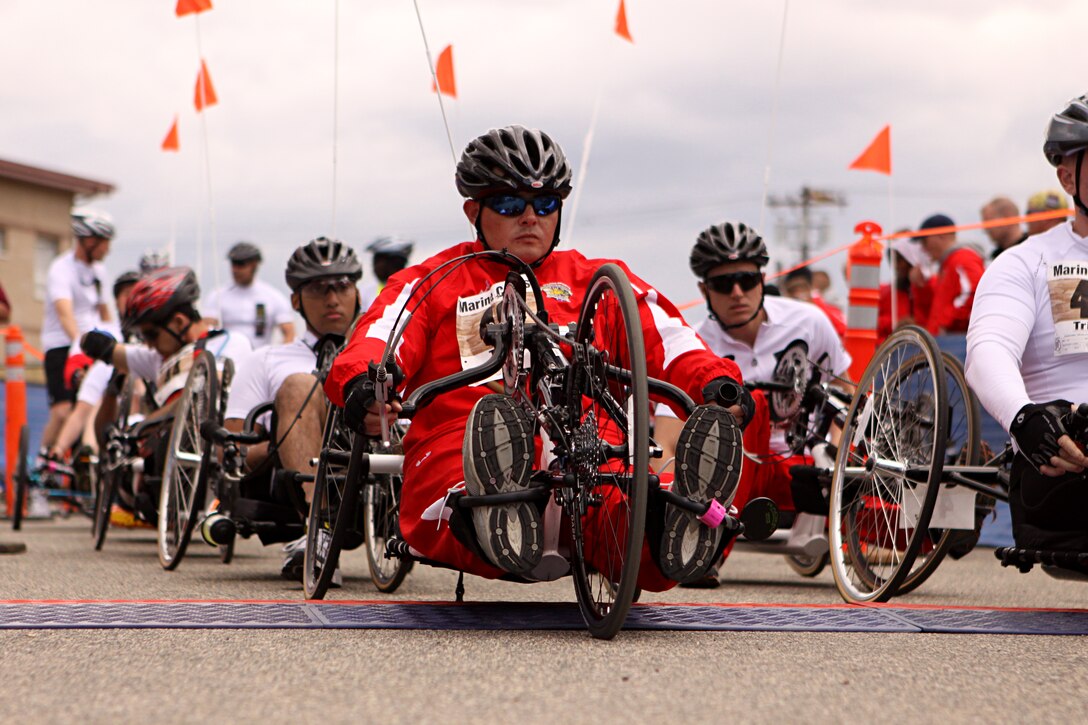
top-left (110, 504), bottom-right (153, 529)
top-left (659, 404), bottom-right (743, 583)
top-left (281, 536), bottom-right (307, 581)
top-left (282, 535), bottom-right (341, 587)
top-left (462, 394), bottom-right (541, 576)
top-left (27, 489), bottom-right (52, 520)
top-left (679, 564), bottom-right (722, 589)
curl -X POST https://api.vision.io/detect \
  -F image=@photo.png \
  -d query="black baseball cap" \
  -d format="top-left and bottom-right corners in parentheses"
top-left (912, 213), bottom-right (955, 242)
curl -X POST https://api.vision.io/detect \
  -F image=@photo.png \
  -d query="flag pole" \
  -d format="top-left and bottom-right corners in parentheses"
top-left (331, 0), bottom-right (340, 238)
top-left (411, 0), bottom-right (471, 237)
top-left (194, 17), bottom-right (219, 294)
top-left (888, 172), bottom-right (897, 330)
top-left (564, 88), bottom-right (602, 244)
top-left (759, 0), bottom-right (790, 233)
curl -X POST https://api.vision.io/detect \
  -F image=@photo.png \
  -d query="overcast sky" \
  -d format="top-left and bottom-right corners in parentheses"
top-left (3, 0), bottom-right (1085, 313)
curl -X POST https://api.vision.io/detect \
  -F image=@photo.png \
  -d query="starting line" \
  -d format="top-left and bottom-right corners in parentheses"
top-left (0, 600), bottom-right (1086, 635)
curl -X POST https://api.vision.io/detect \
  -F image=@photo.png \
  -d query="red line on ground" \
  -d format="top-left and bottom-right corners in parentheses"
top-left (0, 598), bottom-right (1083, 614)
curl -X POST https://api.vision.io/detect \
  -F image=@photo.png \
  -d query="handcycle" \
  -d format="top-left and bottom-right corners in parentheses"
top-left (825, 325), bottom-right (1033, 603)
top-left (10, 425), bottom-right (98, 531)
top-left (302, 254), bottom-right (777, 639)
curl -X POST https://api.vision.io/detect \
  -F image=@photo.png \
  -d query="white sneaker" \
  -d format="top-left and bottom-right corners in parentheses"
top-left (27, 489), bottom-right (52, 520)
top-left (281, 536), bottom-right (306, 582)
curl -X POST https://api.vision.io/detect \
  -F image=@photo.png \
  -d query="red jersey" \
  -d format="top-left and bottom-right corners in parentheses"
top-left (326, 242), bottom-right (742, 456)
top-left (924, 246), bottom-right (985, 335)
top-left (877, 283), bottom-right (913, 340)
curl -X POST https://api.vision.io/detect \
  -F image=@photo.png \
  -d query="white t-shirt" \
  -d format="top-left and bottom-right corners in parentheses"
top-left (124, 329), bottom-right (253, 408)
top-left (225, 330), bottom-right (320, 421)
top-left (966, 220), bottom-right (1088, 432)
top-left (42, 250), bottom-right (108, 350)
top-left (657, 295), bottom-right (851, 453)
top-left (203, 279), bottom-right (293, 348)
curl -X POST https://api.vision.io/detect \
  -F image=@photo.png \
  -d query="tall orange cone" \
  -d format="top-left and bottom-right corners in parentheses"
top-left (5, 326), bottom-right (28, 518)
top-left (845, 221), bottom-right (884, 380)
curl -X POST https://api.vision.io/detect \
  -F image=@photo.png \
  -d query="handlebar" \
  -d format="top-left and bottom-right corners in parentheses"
top-left (200, 420), bottom-right (267, 446)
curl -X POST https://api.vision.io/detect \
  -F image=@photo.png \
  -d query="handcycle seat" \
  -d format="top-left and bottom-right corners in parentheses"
top-left (994, 546), bottom-right (1088, 581)
top-left (130, 412), bottom-right (175, 440)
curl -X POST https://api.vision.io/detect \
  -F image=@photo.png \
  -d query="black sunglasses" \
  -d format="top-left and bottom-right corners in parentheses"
top-left (705, 271), bottom-right (762, 294)
top-left (483, 194), bottom-right (562, 217)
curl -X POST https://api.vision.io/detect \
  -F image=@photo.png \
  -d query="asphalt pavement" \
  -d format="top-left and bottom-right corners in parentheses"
top-left (1, 517), bottom-right (1085, 724)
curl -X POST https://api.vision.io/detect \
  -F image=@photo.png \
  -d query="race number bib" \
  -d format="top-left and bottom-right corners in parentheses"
top-left (1047, 260), bottom-right (1088, 356)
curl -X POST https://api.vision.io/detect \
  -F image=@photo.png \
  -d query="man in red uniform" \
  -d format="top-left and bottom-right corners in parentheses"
top-left (911, 213), bottom-right (985, 335)
top-left (326, 125), bottom-right (750, 589)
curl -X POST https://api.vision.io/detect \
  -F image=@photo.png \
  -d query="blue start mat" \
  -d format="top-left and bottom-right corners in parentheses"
top-left (0, 601), bottom-right (1085, 635)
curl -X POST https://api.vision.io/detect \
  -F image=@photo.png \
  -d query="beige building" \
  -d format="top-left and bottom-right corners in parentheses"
top-left (0, 158), bottom-right (114, 366)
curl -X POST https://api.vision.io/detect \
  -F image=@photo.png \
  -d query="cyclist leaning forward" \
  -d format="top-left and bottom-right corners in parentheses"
top-left (326, 124), bottom-right (755, 590)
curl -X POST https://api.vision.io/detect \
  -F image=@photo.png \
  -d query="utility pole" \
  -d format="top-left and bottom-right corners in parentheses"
top-left (767, 186), bottom-right (847, 264)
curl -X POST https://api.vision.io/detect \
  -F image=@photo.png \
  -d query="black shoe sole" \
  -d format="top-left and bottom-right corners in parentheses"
top-left (660, 405), bottom-right (742, 583)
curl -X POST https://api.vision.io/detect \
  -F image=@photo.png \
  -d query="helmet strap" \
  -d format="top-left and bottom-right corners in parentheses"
top-left (1074, 151), bottom-right (1088, 216)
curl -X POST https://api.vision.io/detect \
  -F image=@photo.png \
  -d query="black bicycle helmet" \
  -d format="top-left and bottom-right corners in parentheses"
top-left (123, 266), bottom-right (201, 331)
top-left (455, 125), bottom-right (573, 200)
top-left (228, 241), bottom-right (262, 263)
top-left (285, 237), bottom-right (363, 291)
top-left (690, 222), bottom-right (769, 278)
top-left (71, 208), bottom-right (115, 240)
top-left (1044, 94), bottom-right (1088, 167)
top-left (112, 270), bottom-right (141, 299)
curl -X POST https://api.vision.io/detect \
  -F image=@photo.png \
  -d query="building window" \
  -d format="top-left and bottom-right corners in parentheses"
top-left (0, 227), bottom-right (7, 257)
top-left (34, 234), bottom-right (60, 301)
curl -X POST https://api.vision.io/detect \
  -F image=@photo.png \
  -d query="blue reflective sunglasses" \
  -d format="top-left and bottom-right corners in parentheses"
top-left (483, 194), bottom-right (562, 217)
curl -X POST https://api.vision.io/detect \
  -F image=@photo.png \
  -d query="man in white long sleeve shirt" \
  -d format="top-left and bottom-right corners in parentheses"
top-left (965, 94), bottom-right (1088, 552)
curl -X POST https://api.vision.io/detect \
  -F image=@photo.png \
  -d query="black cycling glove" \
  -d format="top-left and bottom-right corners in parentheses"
top-left (702, 376), bottom-right (755, 429)
top-left (341, 361), bottom-right (405, 434)
top-left (81, 329), bottom-right (117, 363)
top-left (1009, 400), bottom-right (1071, 472)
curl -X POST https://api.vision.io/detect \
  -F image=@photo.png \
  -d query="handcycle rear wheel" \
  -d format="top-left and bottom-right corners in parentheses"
top-left (158, 351), bottom-right (218, 570)
top-left (828, 326), bottom-right (948, 603)
top-left (363, 438), bottom-right (413, 593)
top-left (566, 263), bottom-right (649, 640)
top-left (12, 424), bottom-right (29, 530)
top-left (94, 376), bottom-right (134, 550)
top-left (892, 351), bottom-right (981, 596)
top-left (303, 405), bottom-right (358, 599)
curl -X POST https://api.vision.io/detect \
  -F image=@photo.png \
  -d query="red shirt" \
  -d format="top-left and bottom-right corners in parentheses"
top-left (924, 246), bottom-right (985, 335)
top-left (327, 241), bottom-right (742, 458)
top-left (877, 283), bottom-right (913, 341)
top-left (811, 293), bottom-right (847, 339)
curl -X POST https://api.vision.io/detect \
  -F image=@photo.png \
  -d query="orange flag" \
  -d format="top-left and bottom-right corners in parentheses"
top-left (615, 0), bottom-right (633, 43)
top-left (848, 125), bottom-right (892, 175)
top-left (194, 60), bottom-right (218, 112)
top-left (161, 116), bottom-right (180, 152)
top-left (176, 0), bottom-right (212, 17)
top-left (431, 45), bottom-right (457, 99)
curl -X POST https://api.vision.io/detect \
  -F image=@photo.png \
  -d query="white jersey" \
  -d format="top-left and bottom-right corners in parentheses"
top-left (358, 281), bottom-right (379, 315)
top-left (657, 295), bottom-right (851, 453)
top-left (203, 279), bottom-right (293, 348)
top-left (225, 330), bottom-right (320, 421)
top-left (124, 329), bottom-right (253, 408)
top-left (41, 250), bottom-right (108, 350)
top-left (966, 220), bottom-right (1088, 432)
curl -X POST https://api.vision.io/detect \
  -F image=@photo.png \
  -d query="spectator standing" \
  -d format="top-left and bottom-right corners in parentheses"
top-left (782, 265), bottom-right (847, 338)
top-left (0, 280), bottom-right (10, 323)
top-left (359, 236), bottom-right (414, 311)
top-left (39, 209), bottom-right (113, 452)
top-left (1025, 189), bottom-right (1070, 236)
top-left (203, 241), bottom-right (295, 348)
top-left (911, 213), bottom-right (985, 335)
top-left (980, 196), bottom-right (1027, 260)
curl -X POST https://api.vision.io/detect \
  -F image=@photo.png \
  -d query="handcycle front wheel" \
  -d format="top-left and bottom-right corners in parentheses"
top-left (304, 405), bottom-right (358, 599)
top-left (828, 326), bottom-right (949, 603)
top-left (92, 376), bottom-right (132, 548)
top-left (566, 263), bottom-right (649, 640)
top-left (891, 351), bottom-right (982, 596)
top-left (12, 424), bottom-right (29, 531)
top-left (158, 350), bottom-right (219, 570)
top-left (363, 439), bottom-right (413, 593)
